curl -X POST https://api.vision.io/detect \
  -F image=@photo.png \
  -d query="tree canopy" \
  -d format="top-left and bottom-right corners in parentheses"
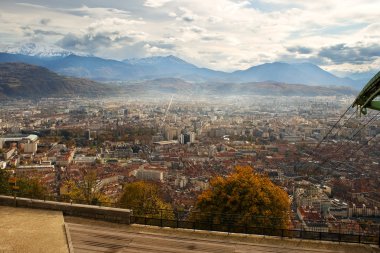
top-left (0, 170), bottom-right (46, 198)
top-left (0, 169), bottom-right (10, 195)
top-left (195, 166), bottom-right (290, 228)
top-left (17, 177), bottom-right (47, 199)
top-left (61, 169), bottom-right (108, 205)
top-left (119, 181), bottom-right (173, 218)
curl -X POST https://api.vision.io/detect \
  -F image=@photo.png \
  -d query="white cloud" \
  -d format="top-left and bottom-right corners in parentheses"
top-left (86, 18), bottom-right (146, 41)
top-left (1, 0), bottom-right (380, 74)
top-left (144, 0), bottom-right (172, 8)
top-left (168, 12), bottom-right (177, 17)
top-left (144, 43), bottom-right (171, 55)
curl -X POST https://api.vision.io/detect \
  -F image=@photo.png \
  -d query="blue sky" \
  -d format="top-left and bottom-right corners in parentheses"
top-left (0, 0), bottom-right (379, 76)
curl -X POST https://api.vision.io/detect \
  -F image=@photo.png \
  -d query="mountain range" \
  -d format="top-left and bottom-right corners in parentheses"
top-left (0, 63), bottom-right (358, 99)
top-left (0, 43), bottom-right (369, 89)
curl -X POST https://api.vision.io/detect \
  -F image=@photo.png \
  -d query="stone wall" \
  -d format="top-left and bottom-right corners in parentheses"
top-left (0, 195), bottom-right (131, 224)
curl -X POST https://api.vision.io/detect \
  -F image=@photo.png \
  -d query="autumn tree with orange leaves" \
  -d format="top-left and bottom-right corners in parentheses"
top-left (195, 166), bottom-right (290, 228)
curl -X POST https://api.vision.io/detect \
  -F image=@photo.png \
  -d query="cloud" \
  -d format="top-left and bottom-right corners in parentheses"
top-left (2, 0), bottom-right (380, 73)
top-left (143, 43), bottom-right (170, 55)
top-left (34, 29), bottom-right (62, 36)
top-left (57, 31), bottom-right (137, 53)
top-left (147, 40), bottom-right (176, 49)
top-left (189, 26), bottom-right (205, 33)
top-left (144, 0), bottom-right (172, 8)
top-left (287, 46), bottom-right (313, 54)
top-left (57, 33), bottom-right (82, 50)
top-left (168, 12), bottom-right (177, 17)
top-left (200, 34), bottom-right (224, 41)
top-left (318, 43), bottom-right (380, 64)
top-left (86, 17), bottom-right (146, 41)
top-left (56, 17), bottom-right (149, 56)
top-left (182, 15), bottom-right (194, 22)
top-left (59, 5), bottom-right (131, 18)
top-left (16, 2), bottom-right (131, 19)
top-left (40, 18), bottom-right (51, 25)
top-left (176, 7), bottom-right (197, 22)
top-left (21, 25), bottom-right (62, 39)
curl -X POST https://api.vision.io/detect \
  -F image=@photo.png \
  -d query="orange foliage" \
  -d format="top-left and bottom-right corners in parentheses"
top-left (195, 166), bottom-right (290, 228)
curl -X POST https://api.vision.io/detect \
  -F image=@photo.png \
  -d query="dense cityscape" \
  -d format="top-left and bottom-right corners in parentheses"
top-left (1, 94), bottom-right (379, 234)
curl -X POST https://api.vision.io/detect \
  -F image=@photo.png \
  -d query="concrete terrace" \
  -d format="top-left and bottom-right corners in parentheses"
top-left (0, 203), bottom-right (379, 253)
top-left (0, 206), bottom-right (69, 253)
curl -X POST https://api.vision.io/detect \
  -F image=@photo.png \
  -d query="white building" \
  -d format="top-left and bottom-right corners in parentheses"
top-left (131, 167), bottom-right (165, 182)
top-left (0, 134), bottom-right (39, 154)
top-left (73, 155), bottom-right (97, 164)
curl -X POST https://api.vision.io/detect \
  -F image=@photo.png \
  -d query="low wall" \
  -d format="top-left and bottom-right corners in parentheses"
top-left (0, 195), bottom-right (131, 224)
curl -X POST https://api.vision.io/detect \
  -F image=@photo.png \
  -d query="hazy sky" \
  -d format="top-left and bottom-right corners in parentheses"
top-left (1, 0), bottom-right (379, 75)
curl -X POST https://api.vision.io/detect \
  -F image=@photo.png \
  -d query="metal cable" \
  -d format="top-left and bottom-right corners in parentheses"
top-left (316, 111), bottom-right (380, 169)
top-left (315, 105), bottom-right (352, 149)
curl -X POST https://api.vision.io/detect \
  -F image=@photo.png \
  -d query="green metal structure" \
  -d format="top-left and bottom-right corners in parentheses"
top-left (353, 71), bottom-right (380, 114)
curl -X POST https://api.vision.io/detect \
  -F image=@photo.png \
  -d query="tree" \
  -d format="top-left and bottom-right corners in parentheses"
top-left (61, 169), bottom-right (108, 205)
top-left (119, 181), bottom-right (173, 218)
top-left (195, 166), bottom-right (290, 228)
top-left (0, 171), bottom-right (46, 198)
top-left (17, 177), bottom-right (47, 199)
top-left (0, 169), bottom-right (10, 195)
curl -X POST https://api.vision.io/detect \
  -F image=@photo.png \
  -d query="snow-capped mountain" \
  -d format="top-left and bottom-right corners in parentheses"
top-left (0, 43), bottom-right (369, 88)
top-left (3, 42), bottom-right (72, 57)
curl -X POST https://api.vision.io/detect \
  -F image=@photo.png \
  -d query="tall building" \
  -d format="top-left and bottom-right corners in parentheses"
top-left (179, 132), bottom-right (196, 144)
top-left (189, 132), bottom-right (196, 143)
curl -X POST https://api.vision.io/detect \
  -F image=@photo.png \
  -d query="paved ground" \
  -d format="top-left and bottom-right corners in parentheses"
top-left (0, 207), bottom-right (376, 253)
top-left (65, 217), bottom-right (376, 253)
top-left (0, 206), bottom-right (69, 253)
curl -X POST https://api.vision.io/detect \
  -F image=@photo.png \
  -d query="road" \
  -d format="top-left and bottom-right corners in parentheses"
top-left (66, 222), bottom-right (340, 253)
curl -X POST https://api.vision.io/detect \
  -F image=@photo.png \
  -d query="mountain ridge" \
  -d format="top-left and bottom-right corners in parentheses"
top-left (4, 42), bottom-right (73, 57)
top-left (121, 77), bottom-right (358, 97)
top-left (0, 44), bottom-right (369, 89)
top-left (0, 62), bottom-right (357, 99)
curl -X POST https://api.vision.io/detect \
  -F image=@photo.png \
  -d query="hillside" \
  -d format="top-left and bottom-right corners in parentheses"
top-left (121, 78), bottom-right (357, 97)
top-left (0, 63), bottom-right (116, 98)
top-left (231, 62), bottom-right (359, 88)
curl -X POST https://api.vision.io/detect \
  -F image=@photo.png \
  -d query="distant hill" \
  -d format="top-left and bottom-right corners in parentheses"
top-left (0, 43), bottom-right (369, 88)
top-left (121, 78), bottom-right (358, 97)
top-left (231, 62), bottom-right (360, 88)
top-left (232, 82), bottom-right (358, 96)
top-left (0, 63), bottom-right (116, 98)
